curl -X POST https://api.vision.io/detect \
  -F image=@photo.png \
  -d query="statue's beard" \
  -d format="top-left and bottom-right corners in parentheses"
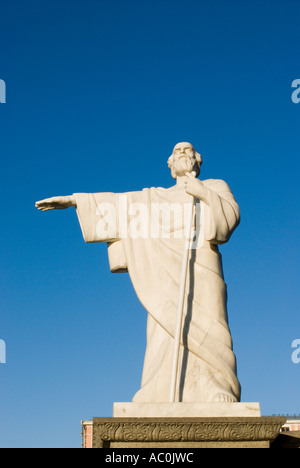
top-left (173, 156), bottom-right (195, 177)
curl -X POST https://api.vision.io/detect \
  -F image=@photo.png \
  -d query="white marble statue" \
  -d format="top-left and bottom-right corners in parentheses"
top-left (36, 142), bottom-right (241, 404)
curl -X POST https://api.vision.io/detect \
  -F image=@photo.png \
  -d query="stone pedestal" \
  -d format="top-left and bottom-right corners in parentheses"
top-left (92, 416), bottom-right (286, 448)
top-left (113, 402), bottom-right (261, 418)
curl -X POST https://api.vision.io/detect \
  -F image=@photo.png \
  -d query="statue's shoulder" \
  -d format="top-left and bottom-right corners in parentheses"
top-left (144, 186), bottom-right (170, 193)
top-left (202, 178), bottom-right (231, 192)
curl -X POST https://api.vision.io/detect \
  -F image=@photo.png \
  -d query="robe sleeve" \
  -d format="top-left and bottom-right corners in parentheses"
top-left (203, 180), bottom-right (240, 245)
top-left (73, 192), bottom-right (120, 243)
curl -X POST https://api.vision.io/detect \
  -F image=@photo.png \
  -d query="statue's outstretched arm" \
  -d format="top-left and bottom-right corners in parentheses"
top-left (35, 195), bottom-right (77, 211)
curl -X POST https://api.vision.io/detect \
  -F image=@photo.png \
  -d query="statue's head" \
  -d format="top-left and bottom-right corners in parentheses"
top-left (168, 142), bottom-right (202, 180)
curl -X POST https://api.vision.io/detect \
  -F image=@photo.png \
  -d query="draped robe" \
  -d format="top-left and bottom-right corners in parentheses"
top-left (73, 179), bottom-right (241, 403)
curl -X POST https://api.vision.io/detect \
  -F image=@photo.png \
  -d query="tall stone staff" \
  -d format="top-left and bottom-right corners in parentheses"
top-left (169, 172), bottom-right (197, 403)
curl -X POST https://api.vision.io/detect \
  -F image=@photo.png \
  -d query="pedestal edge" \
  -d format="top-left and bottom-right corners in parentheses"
top-left (92, 416), bottom-right (286, 448)
top-left (113, 402), bottom-right (261, 418)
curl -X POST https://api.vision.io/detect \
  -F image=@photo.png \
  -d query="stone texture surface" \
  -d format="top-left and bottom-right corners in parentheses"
top-left (92, 416), bottom-right (286, 449)
top-left (113, 402), bottom-right (261, 418)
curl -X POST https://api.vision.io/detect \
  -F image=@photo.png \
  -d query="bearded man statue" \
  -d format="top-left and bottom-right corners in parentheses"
top-left (36, 142), bottom-right (241, 404)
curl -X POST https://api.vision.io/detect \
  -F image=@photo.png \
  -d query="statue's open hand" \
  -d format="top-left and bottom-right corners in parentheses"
top-left (185, 173), bottom-right (209, 204)
top-left (35, 196), bottom-right (76, 211)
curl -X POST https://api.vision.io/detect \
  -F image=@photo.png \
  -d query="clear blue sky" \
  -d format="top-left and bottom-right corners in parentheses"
top-left (0, 0), bottom-right (299, 448)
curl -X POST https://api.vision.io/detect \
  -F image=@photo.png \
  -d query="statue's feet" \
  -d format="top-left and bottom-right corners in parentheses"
top-left (213, 393), bottom-right (236, 403)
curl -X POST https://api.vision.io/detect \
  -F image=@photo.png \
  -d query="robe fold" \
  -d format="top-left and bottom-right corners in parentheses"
top-left (73, 179), bottom-right (241, 403)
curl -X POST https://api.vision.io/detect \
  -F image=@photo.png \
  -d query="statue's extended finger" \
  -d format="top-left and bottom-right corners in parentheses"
top-left (36, 200), bottom-right (49, 207)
